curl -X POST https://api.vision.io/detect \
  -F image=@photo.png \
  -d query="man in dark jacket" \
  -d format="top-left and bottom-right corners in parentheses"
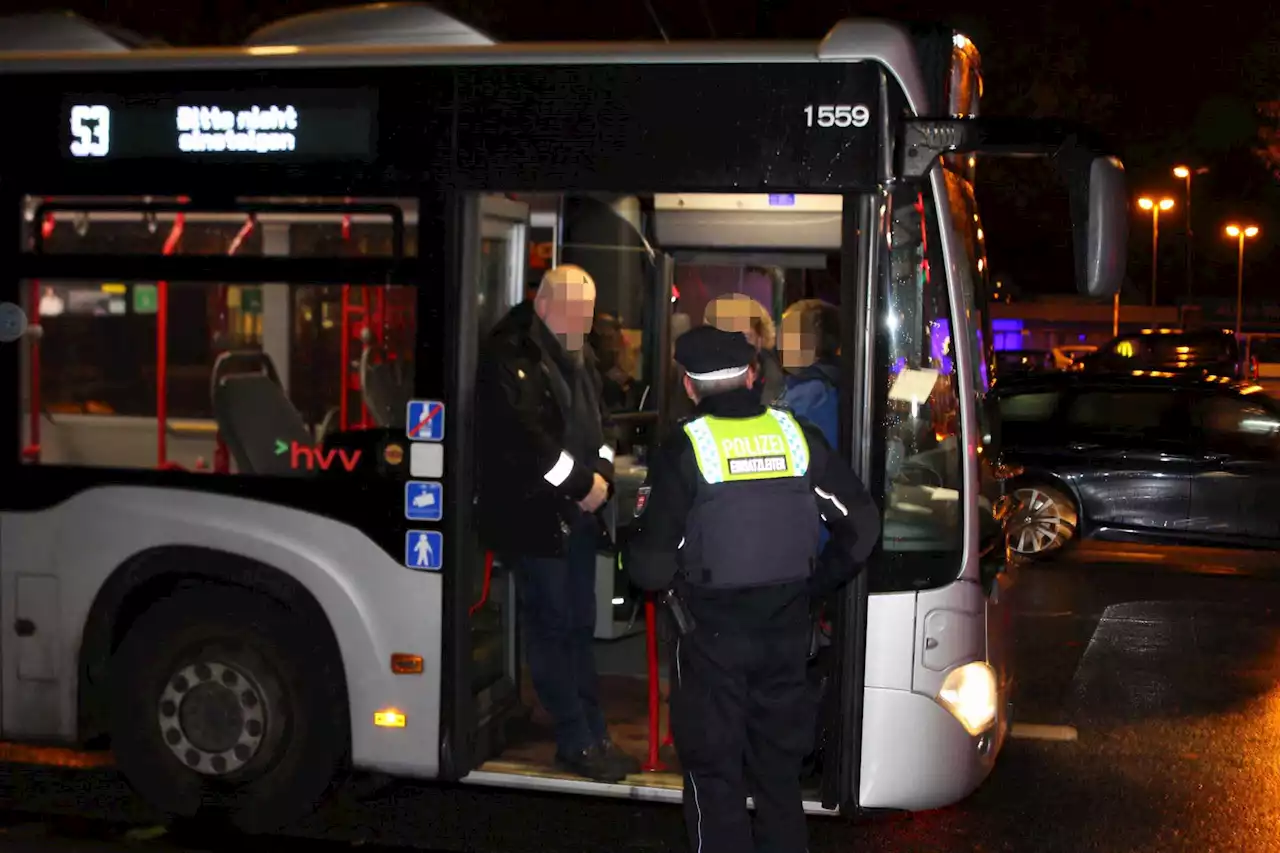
top-left (475, 264), bottom-right (640, 782)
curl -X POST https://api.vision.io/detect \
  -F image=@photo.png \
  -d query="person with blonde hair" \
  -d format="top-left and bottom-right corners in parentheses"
top-left (703, 292), bottom-right (786, 403)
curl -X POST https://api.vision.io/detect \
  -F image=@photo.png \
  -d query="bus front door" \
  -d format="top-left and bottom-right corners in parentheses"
top-left (445, 193), bottom-right (530, 774)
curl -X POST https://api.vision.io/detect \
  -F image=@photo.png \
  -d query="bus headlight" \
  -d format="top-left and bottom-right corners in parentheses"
top-left (936, 661), bottom-right (997, 736)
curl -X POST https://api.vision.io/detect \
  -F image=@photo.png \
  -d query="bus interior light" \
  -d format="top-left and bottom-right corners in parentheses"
top-left (936, 661), bottom-right (997, 736)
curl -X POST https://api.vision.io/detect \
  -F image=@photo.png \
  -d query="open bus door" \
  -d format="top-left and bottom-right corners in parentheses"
top-left (444, 193), bottom-right (530, 775)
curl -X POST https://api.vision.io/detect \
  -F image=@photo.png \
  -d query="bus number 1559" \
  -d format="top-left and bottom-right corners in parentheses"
top-left (803, 104), bottom-right (871, 129)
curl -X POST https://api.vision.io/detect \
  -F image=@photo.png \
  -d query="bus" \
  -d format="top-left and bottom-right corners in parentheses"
top-left (0, 3), bottom-right (1127, 833)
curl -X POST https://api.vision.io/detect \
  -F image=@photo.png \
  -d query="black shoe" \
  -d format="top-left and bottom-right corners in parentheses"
top-left (598, 738), bottom-right (641, 776)
top-left (555, 744), bottom-right (626, 783)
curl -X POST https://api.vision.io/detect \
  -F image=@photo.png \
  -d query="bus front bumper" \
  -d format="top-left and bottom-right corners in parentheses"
top-left (858, 685), bottom-right (1006, 811)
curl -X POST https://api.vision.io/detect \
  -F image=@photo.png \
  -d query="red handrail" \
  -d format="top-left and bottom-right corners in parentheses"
top-left (338, 213), bottom-right (355, 430)
top-left (339, 283), bottom-right (352, 429)
top-left (24, 213), bottom-right (56, 463)
top-left (227, 216), bottom-right (256, 257)
top-left (468, 551), bottom-right (495, 618)
top-left (23, 278), bottom-right (42, 463)
top-left (360, 285), bottom-right (374, 429)
top-left (155, 211), bottom-right (186, 469)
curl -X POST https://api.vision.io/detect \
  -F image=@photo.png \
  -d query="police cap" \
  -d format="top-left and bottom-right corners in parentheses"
top-left (675, 324), bottom-right (756, 381)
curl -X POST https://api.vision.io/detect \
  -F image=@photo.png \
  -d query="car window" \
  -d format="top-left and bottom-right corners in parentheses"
top-left (1193, 394), bottom-right (1280, 458)
top-left (998, 391), bottom-right (1060, 422)
top-left (1065, 390), bottom-right (1179, 441)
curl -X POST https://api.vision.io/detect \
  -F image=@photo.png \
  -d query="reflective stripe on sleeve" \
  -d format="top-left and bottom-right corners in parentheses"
top-left (598, 444), bottom-right (615, 463)
top-left (814, 485), bottom-right (849, 516)
top-left (544, 451), bottom-right (577, 487)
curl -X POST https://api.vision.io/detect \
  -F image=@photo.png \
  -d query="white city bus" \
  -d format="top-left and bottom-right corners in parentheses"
top-left (0, 3), bottom-right (1127, 833)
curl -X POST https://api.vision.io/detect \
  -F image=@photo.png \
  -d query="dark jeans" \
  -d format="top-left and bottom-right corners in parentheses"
top-left (510, 514), bottom-right (607, 756)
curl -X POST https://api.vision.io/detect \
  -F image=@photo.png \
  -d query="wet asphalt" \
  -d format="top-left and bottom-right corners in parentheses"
top-left (2, 542), bottom-right (1280, 853)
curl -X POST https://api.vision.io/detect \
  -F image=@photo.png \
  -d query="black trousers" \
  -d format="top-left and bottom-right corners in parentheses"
top-left (669, 621), bottom-right (815, 853)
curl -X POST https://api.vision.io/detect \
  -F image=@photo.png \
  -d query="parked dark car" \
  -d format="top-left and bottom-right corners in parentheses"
top-left (992, 371), bottom-right (1280, 557)
top-left (1076, 328), bottom-right (1241, 378)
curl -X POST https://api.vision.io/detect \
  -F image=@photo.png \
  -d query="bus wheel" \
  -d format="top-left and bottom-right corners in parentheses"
top-left (108, 586), bottom-right (348, 834)
top-left (1008, 484), bottom-right (1078, 558)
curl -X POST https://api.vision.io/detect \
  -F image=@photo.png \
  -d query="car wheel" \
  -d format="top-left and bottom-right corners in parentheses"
top-left (108, 585), bottom-right (348, 834)
top-left (1008, 484), bottom-right (1078, 557)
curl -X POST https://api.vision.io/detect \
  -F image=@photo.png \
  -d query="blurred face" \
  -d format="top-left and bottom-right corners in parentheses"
top-left (536, 274), bottom-right (596, 351)
top-left (779, 310), bottom-right (817, 371)
top-left (709, 300), bottom-right (762, 349)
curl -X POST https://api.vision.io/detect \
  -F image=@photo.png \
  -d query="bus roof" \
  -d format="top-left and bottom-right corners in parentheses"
top-left (245, 2), bottom-right (496, 47)
top-left (0, 18), bottom-right (932, 113)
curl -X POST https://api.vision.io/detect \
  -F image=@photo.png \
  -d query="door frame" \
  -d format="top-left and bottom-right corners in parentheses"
top-left (817, 191), bottom-right (879, 812)
top-left (442, 192), bottom-right (530, 779)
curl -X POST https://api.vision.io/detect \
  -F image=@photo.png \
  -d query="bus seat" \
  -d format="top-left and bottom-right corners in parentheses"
top-left (211, 351), bottom-right (312, 475)
top-left (360, 347), bottom-right (412, 428)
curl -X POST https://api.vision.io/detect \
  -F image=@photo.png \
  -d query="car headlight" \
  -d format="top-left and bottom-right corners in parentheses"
top-left (936, 661), bottom-right (997, 736)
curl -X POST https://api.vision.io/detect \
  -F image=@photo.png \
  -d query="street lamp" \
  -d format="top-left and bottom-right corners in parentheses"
top-left (1138, 197), bottom-right (1175, 306)
top-left (1172, 165), bottom-right (1208, 300)
top-left (1225, 224), bottom-right (1260, 337)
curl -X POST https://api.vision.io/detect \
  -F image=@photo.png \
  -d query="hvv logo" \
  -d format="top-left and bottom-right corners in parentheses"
top-left (275, 439), bottom-right (362, 472)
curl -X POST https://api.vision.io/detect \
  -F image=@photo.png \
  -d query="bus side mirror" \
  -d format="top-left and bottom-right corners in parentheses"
top-left (1061, 153), bottom-right (1127, 299)
top-left (897, 118), bottom-right (1128, 300)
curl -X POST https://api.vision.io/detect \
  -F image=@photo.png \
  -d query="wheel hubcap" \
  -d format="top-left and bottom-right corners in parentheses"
top-left (1010, 488), bottom-right (1070, 554)
top-left (158, 661), bottom-right (267, 776)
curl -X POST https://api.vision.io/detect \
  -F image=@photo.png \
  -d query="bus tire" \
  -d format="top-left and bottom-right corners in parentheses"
top-left (107, 585), bottom-right (348, 834)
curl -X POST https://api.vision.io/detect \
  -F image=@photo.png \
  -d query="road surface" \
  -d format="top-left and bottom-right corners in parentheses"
top-left (1, 543), bottom-right (1278, 852)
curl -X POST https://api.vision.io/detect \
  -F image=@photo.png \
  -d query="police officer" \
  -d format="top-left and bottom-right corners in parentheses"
top-left (624, 325), bottom-right (880, 853)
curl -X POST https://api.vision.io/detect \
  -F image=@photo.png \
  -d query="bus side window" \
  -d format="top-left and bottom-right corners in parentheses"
top-left (18, 198), bottom-right (417, 474)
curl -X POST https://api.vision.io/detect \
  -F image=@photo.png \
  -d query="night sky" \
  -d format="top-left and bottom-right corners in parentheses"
top-left (12, 0), bottom-right (1280, 306)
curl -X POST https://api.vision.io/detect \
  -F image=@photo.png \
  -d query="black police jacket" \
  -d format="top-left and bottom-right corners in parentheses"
top-left (474, 300), bottom-right (616, 558)
top-left (623, 387), bottom-right (880, 630)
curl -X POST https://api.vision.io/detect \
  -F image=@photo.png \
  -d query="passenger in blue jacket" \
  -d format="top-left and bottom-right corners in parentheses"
top-left (777, 299), bottom-right (841, 449)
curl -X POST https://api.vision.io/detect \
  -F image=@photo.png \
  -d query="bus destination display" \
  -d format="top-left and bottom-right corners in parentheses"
top-left (63, 90), bottom-right (376, 161)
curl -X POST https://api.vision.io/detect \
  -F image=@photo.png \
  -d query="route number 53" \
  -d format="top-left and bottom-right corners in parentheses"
top-left (803, 105), bottom-right (871, 129)
top-left (69, 105), bottom-right (112, 158)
